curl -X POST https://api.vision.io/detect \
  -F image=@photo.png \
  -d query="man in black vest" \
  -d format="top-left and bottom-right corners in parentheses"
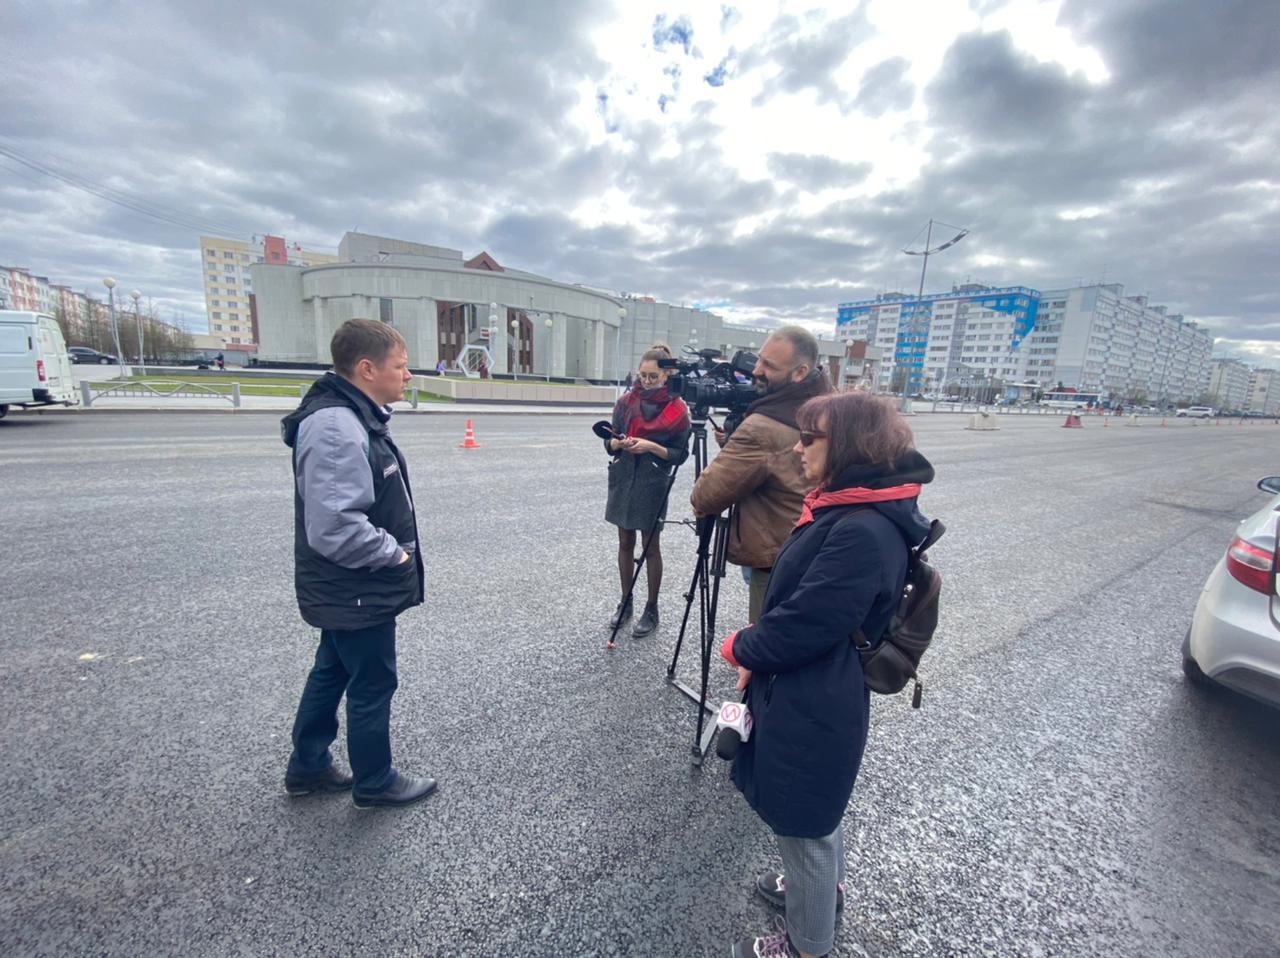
top-left (280, 319), bottom-right (436, 808)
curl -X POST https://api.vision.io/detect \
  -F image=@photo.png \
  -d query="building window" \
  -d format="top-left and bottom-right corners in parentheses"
top-left (223, 251), bottom-right (234, 259)
top-left (379, 297), bottom-right (394, 324)
top-left (206, 249), bottom-right (216, 258)
top-left (212, 311), bottom-right (222, 319)
top-left (213, 323), bottom-right (223, 331)
top-left (210, 299), bottom-right (220, 307)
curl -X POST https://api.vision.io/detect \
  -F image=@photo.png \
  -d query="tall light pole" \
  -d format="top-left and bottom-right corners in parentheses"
top-left (902, 219), bottom-right (969, 402)
top-left (487, 302), bottom-right (498, 375)
top-left (544, 317), bottom-right (553, 383)
top-left (130, 289), bottom-right (145, 375)
top-left (102, 277), bottom-right (125, 378)
top-left (510, 317), bottom-right (520, 375)
top-left (615, 305), bottom-right (626, 399)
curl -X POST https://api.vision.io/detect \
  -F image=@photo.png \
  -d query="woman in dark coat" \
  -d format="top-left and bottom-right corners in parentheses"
top-left (721, 391), bottom-right (935, 958)
top-left (604, 344), bottom-right (691, 637)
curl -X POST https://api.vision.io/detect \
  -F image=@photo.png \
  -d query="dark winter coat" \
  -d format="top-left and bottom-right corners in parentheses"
top-left (603, 402), bottom-right (691, 532)
top-left (729, 451), bottom-right (934, 838)
top-left (280, 373), bottom-right (424, 631)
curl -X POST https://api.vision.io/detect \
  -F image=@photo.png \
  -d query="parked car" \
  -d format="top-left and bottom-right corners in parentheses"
top-left (68, 345), bottom-right (118, 364)
top-left (0, 311), bottom-right (78, 418)
top-left (1176, 405), bottom-right (1216, 418)
top-left (1182, 476), bottom-right (1280, 709)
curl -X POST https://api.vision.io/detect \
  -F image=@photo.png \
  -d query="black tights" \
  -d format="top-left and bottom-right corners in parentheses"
top-left (617, 528), bottom-right (662, 605)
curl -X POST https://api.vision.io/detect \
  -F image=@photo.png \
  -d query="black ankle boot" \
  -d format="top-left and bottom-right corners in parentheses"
top-left (609, 595), bottom-right (633, 629)
top-left (632, 602), bottom-right (659, 638)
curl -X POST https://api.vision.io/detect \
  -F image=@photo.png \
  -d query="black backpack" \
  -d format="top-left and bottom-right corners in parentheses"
top-left (851, 513), bottom-right (945, 708)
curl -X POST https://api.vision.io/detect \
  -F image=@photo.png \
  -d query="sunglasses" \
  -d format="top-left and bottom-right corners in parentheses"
top-left (798, 430), bottom-right (827, 447)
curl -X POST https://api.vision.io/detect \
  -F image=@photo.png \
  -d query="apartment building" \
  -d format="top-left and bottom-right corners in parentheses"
top-left (1209, 358), bottom-right (1253, 412)
top-left (2, 267), bottom-right (54, 313)
top-left (1032, 285), bottom-right (1213, 402)
top-left (836, 285), bottom-right (1039, 393)
top-left (199, 235), bottom-right (336, 344)
top-left (1246, 368), bottom-right (1278, 416)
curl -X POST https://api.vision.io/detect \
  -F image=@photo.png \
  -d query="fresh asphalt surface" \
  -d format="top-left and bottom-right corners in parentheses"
top-left (1, 410), bottom-right (1277, 958)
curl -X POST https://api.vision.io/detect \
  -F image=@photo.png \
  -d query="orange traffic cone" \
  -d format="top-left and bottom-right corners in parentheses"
top-left (459, 419), bottom-right (481, 448)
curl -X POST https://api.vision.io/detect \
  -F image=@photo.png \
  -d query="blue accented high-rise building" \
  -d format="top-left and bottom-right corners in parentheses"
top-left (836, 284), bottom-right (1040, 394)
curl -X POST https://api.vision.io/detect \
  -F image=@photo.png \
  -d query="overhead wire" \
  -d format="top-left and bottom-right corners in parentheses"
top-left (0, 141), bottom-right (250, 239)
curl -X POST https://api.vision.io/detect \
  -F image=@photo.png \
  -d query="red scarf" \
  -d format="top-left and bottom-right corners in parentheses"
top-left (795, 484), bottom-right (921, 528)
top-left (617, 386), bottom-right (691, 442)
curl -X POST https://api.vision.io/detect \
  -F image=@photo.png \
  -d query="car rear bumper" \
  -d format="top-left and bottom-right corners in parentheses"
top-left (1189, 559), bottom-right (1280, 707)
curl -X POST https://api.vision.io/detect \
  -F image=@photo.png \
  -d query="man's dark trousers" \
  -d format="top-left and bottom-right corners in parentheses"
top-left (287, 620), bottom-right (398, 793)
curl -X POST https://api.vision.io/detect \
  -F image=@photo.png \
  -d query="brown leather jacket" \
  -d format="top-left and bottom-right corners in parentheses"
top-left (689, 372), bottom-right (833, 569)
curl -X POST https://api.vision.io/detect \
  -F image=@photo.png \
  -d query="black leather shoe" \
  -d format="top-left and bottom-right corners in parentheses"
top-left (284, 764), bottom-right (354, 796)
top-left (608, 595), bottom-right (633, 629)
top-left (631, 603), bottom-right (659, 638)
top-left (352, 772), bottom-right (438, 809)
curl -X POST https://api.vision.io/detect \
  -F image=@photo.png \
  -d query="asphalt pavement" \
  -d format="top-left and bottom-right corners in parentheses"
top-left (1, 411), bottom-right (1277, 957)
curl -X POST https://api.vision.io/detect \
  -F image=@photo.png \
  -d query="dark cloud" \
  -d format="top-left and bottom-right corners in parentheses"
top-left (0, 1), bottom-right (1277, 353)
top-left (743, 5), bottom-right (875, 110)
top-left (852, 57), bottom-right (914, 117)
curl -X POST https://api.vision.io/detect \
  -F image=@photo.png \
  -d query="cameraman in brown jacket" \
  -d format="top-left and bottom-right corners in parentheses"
top-left (690, 325), bottom-right (834, 622)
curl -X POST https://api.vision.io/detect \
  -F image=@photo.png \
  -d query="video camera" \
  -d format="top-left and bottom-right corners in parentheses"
top-left (658, 347), bottom-right (759, 435)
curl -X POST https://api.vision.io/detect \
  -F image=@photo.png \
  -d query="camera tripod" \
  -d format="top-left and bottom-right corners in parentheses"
top-left (665, 418), bottom-right (737, 766)
top-left (602, 414), bottom-right (738, 765)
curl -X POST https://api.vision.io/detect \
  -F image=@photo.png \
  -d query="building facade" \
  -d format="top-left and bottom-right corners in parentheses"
top-left (837, 285), bottom-right (1039, 394)
top-left (837, 282), bottom-right (1215, 403)
top-left (1208, 358), bottom-right (1253, 412)
top-left (200, 235), bottom-right (337, 345)
top-left (252, 231), bottom-right (837, 381)
top-left (1246, 368), bottom-right (1278, 415)
top-left (1035, 285), bottom-right (1212, 403)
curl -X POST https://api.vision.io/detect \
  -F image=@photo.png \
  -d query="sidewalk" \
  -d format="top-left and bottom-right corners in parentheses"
top-left (15, 394), bottom-right (612, 415)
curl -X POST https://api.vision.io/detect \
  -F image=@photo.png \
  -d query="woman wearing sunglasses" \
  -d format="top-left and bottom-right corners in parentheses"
top-left (603, 343), bottom-right (692, 637)
top-left (721, 390), bottom-right (935, 958)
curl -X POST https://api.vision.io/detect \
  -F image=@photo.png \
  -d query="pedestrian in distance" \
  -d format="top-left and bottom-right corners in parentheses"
top-left (215, 351), bottom-right (226, 371)
top-left (279, 318), bottom-right (436, 809)
top-left (604, 343), bottom-right (692, 637)
top-left (435, 358), bottom-right (447, 374)
top-left (721, 390), bottom-right (935, 958)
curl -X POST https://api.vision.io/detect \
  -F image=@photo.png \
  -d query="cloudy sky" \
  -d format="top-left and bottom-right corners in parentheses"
top-left (2, 0), bottom-right (1278, 360)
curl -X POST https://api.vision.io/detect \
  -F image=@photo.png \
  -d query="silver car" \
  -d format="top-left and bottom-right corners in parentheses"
top-left (1183, 476), bottom-right (1280, 707)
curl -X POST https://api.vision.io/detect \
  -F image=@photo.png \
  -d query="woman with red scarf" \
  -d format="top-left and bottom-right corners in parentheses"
top-left (720, 391), bottom-right (935, 958)
top-left (603, 344), bottom-right (692, 637)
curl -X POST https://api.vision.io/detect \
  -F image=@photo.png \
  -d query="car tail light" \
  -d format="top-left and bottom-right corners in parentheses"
top-left (1225, 536), bottom-right (1275, 594)
top-left (36, 359), bottom-right (47, 382)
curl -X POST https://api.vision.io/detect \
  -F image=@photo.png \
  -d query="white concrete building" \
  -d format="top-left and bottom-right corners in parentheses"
top-left (251, 231), bottom-right (847, 382)
top-left (1209, 358), bottom-right (1253, 412)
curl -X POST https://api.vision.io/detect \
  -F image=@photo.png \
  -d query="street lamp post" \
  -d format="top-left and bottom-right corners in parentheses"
top-left (902, 218), bottom-right (969, 406)
top-left (510, 317), bottom-right (520, 375)
top-left (544, 317), bottom-right (553, 383)
top-left (615, 305), bottom-right (626, 399)
top-left (130, 289), bottom-right (145, 375)
top-left (487, 302), bottom-right (498, 376)
top-left (102, 277), bottom-right (125, 378)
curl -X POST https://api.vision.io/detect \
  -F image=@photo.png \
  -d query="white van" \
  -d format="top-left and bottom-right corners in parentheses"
top-left (0, 311), bottom-right (78, 418)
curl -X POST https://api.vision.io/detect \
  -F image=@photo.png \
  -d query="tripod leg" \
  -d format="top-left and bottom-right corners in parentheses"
top-left (692, 510), bottom-right (732, 761)
top-left (668, 515), bottom-right (714, 675)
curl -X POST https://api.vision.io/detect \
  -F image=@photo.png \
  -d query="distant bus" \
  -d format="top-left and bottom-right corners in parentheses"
top-left (1041, 390), bottom-right (1103, 409)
